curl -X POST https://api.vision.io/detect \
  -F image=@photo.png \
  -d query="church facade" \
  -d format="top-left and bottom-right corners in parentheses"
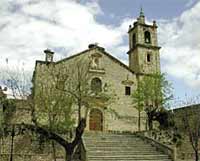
top-left (33, 10), bottom-right (161, 132)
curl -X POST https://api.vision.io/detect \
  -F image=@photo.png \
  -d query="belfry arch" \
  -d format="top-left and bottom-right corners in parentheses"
top-left (144, 31), bottom-right (151, 43)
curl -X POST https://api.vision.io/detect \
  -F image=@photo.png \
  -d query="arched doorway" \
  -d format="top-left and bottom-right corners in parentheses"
top-left (89, 109), bottom-right (103, 131)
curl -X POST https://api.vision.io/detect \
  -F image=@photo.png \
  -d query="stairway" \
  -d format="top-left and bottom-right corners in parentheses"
top-left (83, 132), bottom-right (172, 161)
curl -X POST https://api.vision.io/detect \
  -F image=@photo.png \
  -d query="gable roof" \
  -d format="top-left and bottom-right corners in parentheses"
top-left (55, 45), bottom-right (135, 74)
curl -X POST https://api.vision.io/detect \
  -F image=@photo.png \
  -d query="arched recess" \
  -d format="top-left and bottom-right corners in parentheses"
top-left (89, 108), bottom-right (103, 131)
top-left (144, 31), bottom-right (151, 44)
top-left (91, 77), bottom-right (102, 93)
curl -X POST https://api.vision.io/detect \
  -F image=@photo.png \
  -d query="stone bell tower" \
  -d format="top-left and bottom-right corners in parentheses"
top-left (127, 8), bottom-right (161, 75)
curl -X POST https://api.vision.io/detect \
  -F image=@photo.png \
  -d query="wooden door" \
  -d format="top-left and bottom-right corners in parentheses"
top-left (89, 109), bottom-right (103, 131)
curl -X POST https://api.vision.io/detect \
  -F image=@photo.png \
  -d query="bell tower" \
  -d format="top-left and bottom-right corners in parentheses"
top-left (127, 8), bottom-right (161, 75)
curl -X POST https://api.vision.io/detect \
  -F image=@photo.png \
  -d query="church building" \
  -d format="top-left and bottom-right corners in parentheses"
top-left (33, 10), bottom-right (161, 132)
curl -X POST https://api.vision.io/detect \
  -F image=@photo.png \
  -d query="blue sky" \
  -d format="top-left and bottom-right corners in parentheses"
top-left (0, 0), bottom-right (200, 107)
top-left (95, 0), bottom-right (197, 23)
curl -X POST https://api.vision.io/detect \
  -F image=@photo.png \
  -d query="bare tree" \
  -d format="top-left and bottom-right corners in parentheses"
top-left (0, 59), bottom-right (85, 161)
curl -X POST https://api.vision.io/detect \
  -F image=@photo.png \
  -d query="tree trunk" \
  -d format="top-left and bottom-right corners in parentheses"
top-left (66, 154), bottom-right (72, 161)
top-left (147, 112), bottom-right (154, 130)
top-left (64, 146), bottom-right (74, 161)
top-left (138, 111), bottom-right (141, 131)
top-left (78, 101), bottom-right (81, 123)
top-left (195, 150), bottom-right (199, 161)
top-left (52, 141), bottom-right (57, 161)
top-left (148, 118), bottom-right (153, 130)
top-left (9, 126), bottom-right (15, 161)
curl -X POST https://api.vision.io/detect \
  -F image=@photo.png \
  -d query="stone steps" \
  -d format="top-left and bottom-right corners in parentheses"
top-left (83, 132), bottom-right (172, 161)
top-left (88, 155), bottom-right (170, 159)
top-left (86, 147), bottom-right (157, 151)
top-left (87, 151), bottom-right (161, 155)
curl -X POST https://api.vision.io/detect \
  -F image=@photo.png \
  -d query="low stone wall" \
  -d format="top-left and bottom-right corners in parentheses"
top-left (135, 131), bottom-right (176, 161)
top-left (135, 130), bottom-right (200, 161)
top-left (0, 132), bottom-right (85, 161)
top-left (0, 134), bottom-right (55, 161)
top-left (0, 153), bottom-right (51, 161)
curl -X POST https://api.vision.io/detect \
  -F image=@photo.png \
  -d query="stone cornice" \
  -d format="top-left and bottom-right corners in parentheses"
top-left (127, 43), bottom-right (161, 54)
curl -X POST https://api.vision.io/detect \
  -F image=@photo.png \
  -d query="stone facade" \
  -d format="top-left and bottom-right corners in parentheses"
top-left (33, 11), bottom-right (161, 133)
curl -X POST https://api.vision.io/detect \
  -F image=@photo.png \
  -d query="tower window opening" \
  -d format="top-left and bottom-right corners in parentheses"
top-left (125, 86), bottom-right (131, 95)
top-left (132, 34), bottom-right (136, 47)
top-left (144, 31), bottom-right (151, 44)
top-left (147, 53), bottom-right (151, 62)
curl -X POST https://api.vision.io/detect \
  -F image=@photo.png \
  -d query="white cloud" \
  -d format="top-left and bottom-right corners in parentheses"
top-left (0, 0), bottom-right (126, 71)
top-left (85, 1), bottom-right (103, 15)
top-left (158, 2), bottom-right (200, 88)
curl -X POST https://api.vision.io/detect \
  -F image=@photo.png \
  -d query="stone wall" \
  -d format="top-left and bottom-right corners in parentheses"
top-left (173, 105), bottom-right (200, 160)
top-left (0, 134), bottom-right (65, 161)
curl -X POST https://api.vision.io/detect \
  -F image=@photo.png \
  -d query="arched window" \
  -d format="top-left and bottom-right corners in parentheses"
top-left (132, 34), bottom-right (136, 47)
top-left (91, 78), bottom-right (102, 93)
top-left (144, 31), bottom-right (151, 44)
